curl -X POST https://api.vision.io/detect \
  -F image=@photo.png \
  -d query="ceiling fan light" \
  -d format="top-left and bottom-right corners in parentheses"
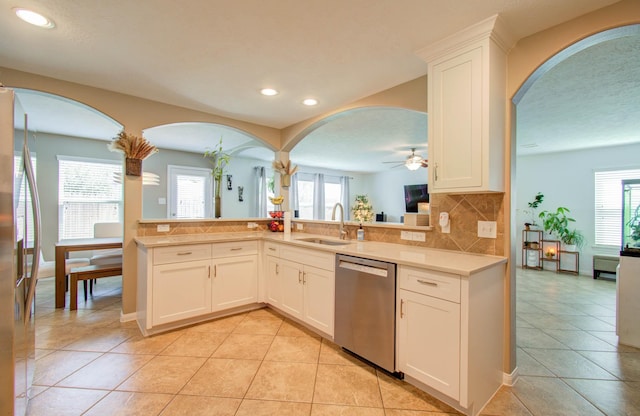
top-left (405, 160), bottom-right (422, 170)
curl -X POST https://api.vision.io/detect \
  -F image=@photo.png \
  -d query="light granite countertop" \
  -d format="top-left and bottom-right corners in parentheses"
top-left (134, 231), bottom-right (506, 276)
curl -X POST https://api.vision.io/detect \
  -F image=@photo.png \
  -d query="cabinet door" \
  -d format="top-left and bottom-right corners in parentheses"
top-left (265, 255), bottom-right (281, 307)
top-left (303, 265), bottom-right (335, 337)
top-left (152, 259), bottom-right (211, 325)
top-left (279, 259), bottom-right (304, 320)
top-left (212, 255), bottom-right (258, 311)
top-left (398, 289), bottom-right (460, 400)
top-left (430, 46), bottom-right (483, 192)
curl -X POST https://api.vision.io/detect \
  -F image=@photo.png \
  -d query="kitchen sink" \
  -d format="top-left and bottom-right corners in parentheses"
top-left (296, 237), bottom-right (351, 246)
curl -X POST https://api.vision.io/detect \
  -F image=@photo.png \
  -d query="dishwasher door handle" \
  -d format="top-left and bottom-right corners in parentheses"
top-left (338, 260), bottom-right (388, 277)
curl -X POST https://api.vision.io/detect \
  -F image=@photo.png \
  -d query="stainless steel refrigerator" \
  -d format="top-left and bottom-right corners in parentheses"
top-left (0, 87), bottom-right (41, 415)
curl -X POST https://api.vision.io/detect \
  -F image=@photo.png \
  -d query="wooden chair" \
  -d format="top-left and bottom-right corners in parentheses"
top-left (69, 264), bottom-right (122, 310)
top-left (87, 222), bottom-right (123, 295)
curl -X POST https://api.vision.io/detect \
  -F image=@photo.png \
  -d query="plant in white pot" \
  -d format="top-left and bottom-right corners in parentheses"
top-left (538, 206), bottom-right (585, 251)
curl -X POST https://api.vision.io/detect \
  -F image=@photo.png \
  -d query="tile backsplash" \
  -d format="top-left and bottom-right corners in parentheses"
top-left (138, 192), bottom-right (504, 256)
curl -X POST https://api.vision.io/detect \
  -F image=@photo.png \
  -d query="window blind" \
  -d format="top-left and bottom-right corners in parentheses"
top-left (58, 157), bottom-right (122, 240)
top-left (594, 168), bottom-right (640, 246)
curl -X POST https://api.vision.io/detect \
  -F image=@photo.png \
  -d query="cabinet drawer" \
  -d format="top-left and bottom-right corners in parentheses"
top-left (281, 245), bottom-right (335, 271)
top-left (264, 242), bottom-right (281, 257)
top-left (398, 265), bottom-right (460, 303)
top-left (153, 244), bottom-right (212, 265)
top-left (211, 240), bottom-right (258, 258)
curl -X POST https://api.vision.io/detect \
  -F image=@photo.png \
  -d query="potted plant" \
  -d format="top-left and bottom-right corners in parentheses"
top-left (204, 137), bottom-right (230, 218)
top-left (538, 207), bottom-right (585, 251)
top-left (561, 229), bottom-right (585, 251)
top-left (523, 192), bottom-right (544, 228)
top-left (626, 205), bottom-right (640, 248)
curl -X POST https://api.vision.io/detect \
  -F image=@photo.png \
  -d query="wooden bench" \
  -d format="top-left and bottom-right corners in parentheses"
top-left (69, 264), bottom-right (122, 310)
top-left (593, 255), bottom-right (619, 279)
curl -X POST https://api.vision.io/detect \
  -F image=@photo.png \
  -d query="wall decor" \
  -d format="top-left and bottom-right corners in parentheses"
top-left (227, 174), bottom-right (233, 190)
top-left (238, 186), bottom-right (244, 202)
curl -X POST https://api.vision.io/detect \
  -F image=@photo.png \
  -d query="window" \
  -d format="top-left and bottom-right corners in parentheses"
top-left (58, 156), bottom-right (122, 240)
top-left (294, 173), bottom-right (345, 220)
top-left (168, 165), bottom-right (212, 218)
top-left (594, 168), bottom-right (640, 246)
top-left (324, 179), bottom-right (342, 219)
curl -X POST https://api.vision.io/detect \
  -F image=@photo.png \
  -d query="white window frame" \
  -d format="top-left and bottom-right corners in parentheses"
top-left (167, 165), bottom-right (213, 219)
top-left (57, 155), bottom-right (123, 240)
top-left (594, 167), bottom-right (640, 248)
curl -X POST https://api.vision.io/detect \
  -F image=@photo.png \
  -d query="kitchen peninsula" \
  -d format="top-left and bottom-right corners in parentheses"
top-left (135, 228), bottom-right (506, 416)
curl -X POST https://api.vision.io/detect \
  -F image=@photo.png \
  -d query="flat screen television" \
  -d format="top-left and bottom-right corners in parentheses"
top-left (404, 184), bottom-right (429, 213)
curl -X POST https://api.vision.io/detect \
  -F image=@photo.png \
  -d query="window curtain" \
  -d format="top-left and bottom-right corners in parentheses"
top-left (253, 166), bottom-right (268, 217)
top-left (289, 173), bottom-right (299, 216)
top-left (313, 173), bottom-right (325, 220)
top-left (340, 176), bottom-right (350, 221)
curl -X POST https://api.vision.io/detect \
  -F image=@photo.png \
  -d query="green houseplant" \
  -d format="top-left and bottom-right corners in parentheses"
top-left (626, 204), bottom-right (640, 248)
top-left (538, 206), bottom-right (584, 250)
top-left (523, 192), bottom-right (544, 228)
top-left (204, 137), bottom-right (230, 218)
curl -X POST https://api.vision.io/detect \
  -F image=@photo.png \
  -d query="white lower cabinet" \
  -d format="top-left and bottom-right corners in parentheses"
top-left (264, 243), bottom-right (334, 337)
top-left (212, 255), bottom-right (258, 311)
top-left (398, 288), bottom-right (460, 400)
top-left (396, 263), bottom-right (505, 416)
top-left (138, 241), bottom-right (258, 332)
top-left (152, 259), bottom-right (212, 326)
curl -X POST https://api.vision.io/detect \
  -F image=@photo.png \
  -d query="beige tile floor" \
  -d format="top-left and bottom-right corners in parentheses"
top-left (26, 269), bottom-right (640, 415)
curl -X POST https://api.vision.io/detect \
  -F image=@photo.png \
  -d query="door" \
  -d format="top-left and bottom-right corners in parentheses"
top-left (398, 289), bottom-right (460, 399)
top-left (167, 165), bottom-right (213, 218)
top-left (303, 265), bottom-right (334, 336)
top-left (152, 259), bottom-right (211, 325)
top-left (212, 255), bottom-right (258, 311)
top-left (265, 255), bottom-right (281, 306)
top-left (279, 258), bottom-right (304, 319)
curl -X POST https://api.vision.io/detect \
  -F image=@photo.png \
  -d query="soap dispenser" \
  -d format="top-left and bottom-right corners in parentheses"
top-left (357, 224), bottom-right (365, 241)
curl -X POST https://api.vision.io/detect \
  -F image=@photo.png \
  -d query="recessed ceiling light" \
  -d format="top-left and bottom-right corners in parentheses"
top-left (13, 8), bottom-right (55, 28)
top-left (302, 98), bottom-right (318, 106)
top-left (260, 88), bottom-right (278, 96)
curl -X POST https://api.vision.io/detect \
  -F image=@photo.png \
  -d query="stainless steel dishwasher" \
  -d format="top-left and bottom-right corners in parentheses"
top-left (334, 254), bottom-right (397, 374)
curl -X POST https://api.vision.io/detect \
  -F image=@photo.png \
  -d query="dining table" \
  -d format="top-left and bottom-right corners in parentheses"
top-left (54, 237), bottom-right (122, 308)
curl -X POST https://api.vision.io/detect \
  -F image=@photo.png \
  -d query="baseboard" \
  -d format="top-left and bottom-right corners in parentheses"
top-left (120, 311), bottom-right (137, 322)
top-left (503, 367), bottom-right (519, 386)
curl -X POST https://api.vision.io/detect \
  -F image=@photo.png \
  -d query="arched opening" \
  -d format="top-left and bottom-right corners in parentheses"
top-left (510, 24), bottom-right (640, 394)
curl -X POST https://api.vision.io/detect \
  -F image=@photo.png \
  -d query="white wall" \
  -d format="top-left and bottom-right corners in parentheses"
top-left (365, 166), bottom-right (429, 223)
top-left (515, 142), bottom-right (640, 275)
top-left (142, 151), bottom-right (274, 219)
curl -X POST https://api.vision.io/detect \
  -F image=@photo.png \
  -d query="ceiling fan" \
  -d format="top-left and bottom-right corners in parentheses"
top-left (383, 148), bottom-right (428, 170)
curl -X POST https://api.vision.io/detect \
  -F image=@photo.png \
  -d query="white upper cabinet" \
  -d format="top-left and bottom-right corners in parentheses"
top-left (417, 15), bottom-right (514, 194)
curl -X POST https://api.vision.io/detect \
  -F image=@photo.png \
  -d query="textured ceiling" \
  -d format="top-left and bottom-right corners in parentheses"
top-left (0, 0), bottom-right (619, 128)
top-left (5, 1), bottom-right (638, 171)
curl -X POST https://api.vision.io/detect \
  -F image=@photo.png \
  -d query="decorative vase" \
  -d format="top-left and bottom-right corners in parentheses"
top-left (281, 174), bottom-right (290, 188)
top-left (215, 195), bottom-right (221, 218)
top-left (125, 157), bottom-right (142, 176)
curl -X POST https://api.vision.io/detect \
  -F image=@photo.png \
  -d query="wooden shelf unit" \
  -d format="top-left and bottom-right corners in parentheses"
top-left (522, 231), bottom-right (580, 275)
top-left (522, 230), bottom-right (543, 270)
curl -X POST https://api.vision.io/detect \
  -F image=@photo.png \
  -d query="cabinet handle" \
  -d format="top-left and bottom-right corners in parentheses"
top-left (213, 265), bottom-right (217, 277)
top-left (417, 279), bottom-right (438, 287)
top-left (268, 247), bottom-right (276, 251)
top-left (434, 163), bottom-right (438, 181)
top-left (400, 299), bottom-right (405, 318)
top-left (302, 272), bottom-right (306, 284)
top-left (177, 251), bottom-right (192, 256)
top-left (298, 271), bottom-right (302, 283)
top-left (208, 265), bottom-right (211, 279)
top-left (276, 264), bottom-right (279, 274)
top-left (230, 247), bottom-right (242, 251)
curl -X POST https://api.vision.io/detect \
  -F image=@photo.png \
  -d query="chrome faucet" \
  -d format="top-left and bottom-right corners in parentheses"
top-left (331, 202), bottom-right (348, 240)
